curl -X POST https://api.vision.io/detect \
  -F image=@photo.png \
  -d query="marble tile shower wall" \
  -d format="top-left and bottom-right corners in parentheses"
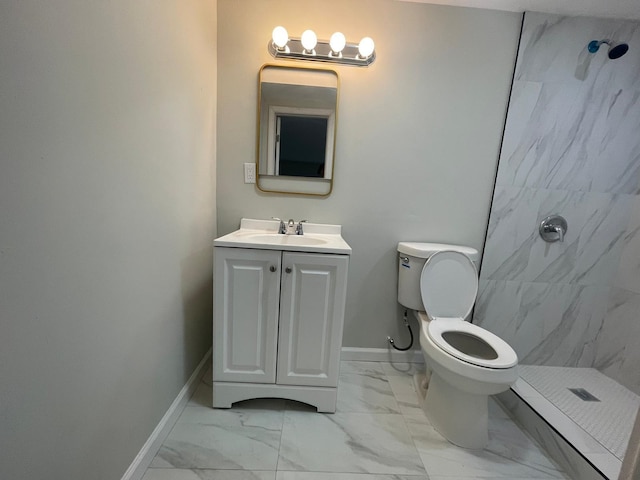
top-left (473, 13), bottom-right (640, 394)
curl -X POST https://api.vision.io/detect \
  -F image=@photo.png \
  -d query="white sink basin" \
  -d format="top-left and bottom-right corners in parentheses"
top-left (246, 234), bottom-right (328, 246)
top-left (214, 218), bottom-right (351, 254)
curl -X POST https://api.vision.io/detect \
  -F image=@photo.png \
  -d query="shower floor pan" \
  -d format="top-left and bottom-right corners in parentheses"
top-left (512, 365), bottom-right (640, 479)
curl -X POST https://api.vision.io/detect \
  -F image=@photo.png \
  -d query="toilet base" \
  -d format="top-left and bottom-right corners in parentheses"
top-left (423, 371), bottom-right (489, 449)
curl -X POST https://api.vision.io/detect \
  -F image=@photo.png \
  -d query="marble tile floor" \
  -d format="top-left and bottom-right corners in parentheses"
top-left (142, 361), bottom-right (570, 480)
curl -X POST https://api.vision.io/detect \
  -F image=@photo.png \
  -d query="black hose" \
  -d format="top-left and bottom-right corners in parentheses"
top-left (387, 310), bottom-right (414, 351)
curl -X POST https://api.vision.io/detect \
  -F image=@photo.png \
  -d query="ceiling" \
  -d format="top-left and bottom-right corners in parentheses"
top-left (401, 0), bottom-right (640, 20)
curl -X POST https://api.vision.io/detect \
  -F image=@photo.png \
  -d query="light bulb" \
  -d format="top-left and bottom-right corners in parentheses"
top-left (358, 37), bottom-right (375, 58)
top-left (329, 32), bottom-right (346, 54)
top-left (272, 26), bottom-right (288, 49)
top-left (301, 30), bottom-right (318, 52)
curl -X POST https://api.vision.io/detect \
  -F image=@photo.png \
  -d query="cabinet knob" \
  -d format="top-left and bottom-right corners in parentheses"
top-left (269, 265), bottom-right (277, 272)
top-left (285, 267), bottom-right (292, 274)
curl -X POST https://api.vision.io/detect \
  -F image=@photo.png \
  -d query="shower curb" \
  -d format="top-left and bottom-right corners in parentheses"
top-left (497, 388), bottom-right (608, 480)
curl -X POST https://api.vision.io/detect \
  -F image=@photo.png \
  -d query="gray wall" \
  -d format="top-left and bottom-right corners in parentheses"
top-left (217, 0), bottom-right (521, 348)
top-left (0, 1), bottom-right (217, 479)
top-left (474, 13), bottom-right (640, 395)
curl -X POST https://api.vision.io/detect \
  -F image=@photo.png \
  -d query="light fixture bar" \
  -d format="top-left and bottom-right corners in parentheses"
top-left (268, 37), bottom-right (376, 67)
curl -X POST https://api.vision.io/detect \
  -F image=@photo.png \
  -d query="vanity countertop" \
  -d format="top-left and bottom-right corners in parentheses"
top-left (214, 218), bottom-right (352, 255)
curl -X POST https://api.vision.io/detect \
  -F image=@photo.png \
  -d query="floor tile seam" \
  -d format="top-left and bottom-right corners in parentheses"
top-left (174, 408), bottom-right (285, 427)
top-left (427, 477), bottom-right (565, 480)
top-left (185, 403), bottom-right (287, 413)
top-left (394, 371), bottom-right (425, 425)
top-left (384, 371), bottom-right (417, 411)
top-left (387, 369), bottom-right (430, 430)
top-left (378, 369), bottom-right (405, 414)
top-left (145, 467), bottom-right (277, 472)
top-left (273, 466), bottom-right (429, 475)
top-left (425, 474), bottom-right (564, 479)
top-left (324, 411), bottom-right (417, 431)
top-left (274, 402), bottom-right (288, 472)
top-left (337, 366), bottom-right (403, 415)
top-left (392, 388), bottom-right (432, 477)
top-left (384, 364), bottom-right (419, 412)
top-left (218, 471), bottom-right (432, 479)
top-left (339, 375), bottom-right (402, 399)
top-left (484, 449), bottom-right (570, 477)
top-left (335, 407), bottom-right (404, 415)
top-left (318, 411), bottom-right (429, 476)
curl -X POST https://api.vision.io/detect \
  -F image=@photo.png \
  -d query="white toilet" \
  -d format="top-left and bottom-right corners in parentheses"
top-left (397, 242), bottom-right (518, 449)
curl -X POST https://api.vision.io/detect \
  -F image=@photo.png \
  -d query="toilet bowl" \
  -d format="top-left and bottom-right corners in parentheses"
top-left (397, 243), bottom-right (518, 449)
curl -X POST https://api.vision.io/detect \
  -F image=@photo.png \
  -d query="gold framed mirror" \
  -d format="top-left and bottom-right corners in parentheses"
top-left (256, 64), bottom-right (339, 196)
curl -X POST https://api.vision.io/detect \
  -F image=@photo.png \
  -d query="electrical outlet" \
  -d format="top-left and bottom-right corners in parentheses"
top-left (244, 163), bottom-right (256, 184)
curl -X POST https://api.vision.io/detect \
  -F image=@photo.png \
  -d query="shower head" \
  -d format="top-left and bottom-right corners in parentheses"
top-left (609, 43), bottom-right (630, 59)
top-left (588, 39), bottom-right (630, 59)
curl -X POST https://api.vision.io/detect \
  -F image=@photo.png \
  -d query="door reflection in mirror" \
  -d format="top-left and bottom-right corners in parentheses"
top-left (277, 115), bottom-right (328, 177)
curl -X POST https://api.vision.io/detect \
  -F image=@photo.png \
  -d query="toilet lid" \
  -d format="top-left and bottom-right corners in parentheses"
top-left (420, 250), bottom-right (478, 320)
top-left (428, 318), bottom-right (518, 369)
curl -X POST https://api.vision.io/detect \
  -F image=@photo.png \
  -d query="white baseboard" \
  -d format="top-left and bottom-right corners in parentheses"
top-left (341, 347), bottom-right (423, 363)
top-left (120, 347), bottom-right (212, 480)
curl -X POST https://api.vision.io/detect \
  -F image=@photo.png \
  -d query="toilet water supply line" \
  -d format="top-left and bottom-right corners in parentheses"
top-left (387, 309), bottom-right (414, 351)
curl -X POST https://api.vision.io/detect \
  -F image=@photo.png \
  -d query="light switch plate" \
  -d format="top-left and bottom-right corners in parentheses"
top-left (244, 163), bottom-right (256, 184)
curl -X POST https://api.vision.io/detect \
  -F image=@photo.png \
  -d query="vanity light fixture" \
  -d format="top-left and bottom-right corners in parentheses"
top-left (269, 26), bottom-right (376, 67)
top-left (272, 26), bottom-right (289, 52)
top-left (300, 29), bottom-right (318, 54)
top-left (329, 32), bottom-right (346, 57)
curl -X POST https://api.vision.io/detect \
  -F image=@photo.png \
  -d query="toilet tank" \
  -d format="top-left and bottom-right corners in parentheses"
top-left (397, 242), bottom-right (480, 311)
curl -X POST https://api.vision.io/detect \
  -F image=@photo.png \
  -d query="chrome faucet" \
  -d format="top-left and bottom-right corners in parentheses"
top-left (273, 217), bottom-right (308, 235)
top-left (296, 220), bottom-right (307, 235)
top-left (539, 215), bottom-right (568, 243)
top-left (272, 217), bottom-right (287, 234)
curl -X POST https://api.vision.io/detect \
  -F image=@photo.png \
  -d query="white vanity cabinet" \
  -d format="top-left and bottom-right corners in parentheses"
top-left (212, 242), bottom-right (349, 413)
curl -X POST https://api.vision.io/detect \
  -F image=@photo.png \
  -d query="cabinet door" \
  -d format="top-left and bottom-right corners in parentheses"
top-left (213, 247), bottom-right (281, 383)
top-left (277, 252), bottom-right (349, 387)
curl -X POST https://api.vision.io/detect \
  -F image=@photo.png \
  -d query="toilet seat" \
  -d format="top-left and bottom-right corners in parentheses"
top-left (427, 318), bottom-right (518, 369)
top-left (420, 250), bottom-right (477, 320)
top-left (420, 250), bottom-right (517, 369)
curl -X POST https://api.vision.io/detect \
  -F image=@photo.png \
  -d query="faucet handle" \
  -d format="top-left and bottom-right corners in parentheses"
top-left (552, 225), bottom-right (565, 243)
top-left (539, 215), bottom-right (567, 243)
top-left (296, 220), bottom-right (307, 235)
top-left (271, 217), bottom-right (287, 234)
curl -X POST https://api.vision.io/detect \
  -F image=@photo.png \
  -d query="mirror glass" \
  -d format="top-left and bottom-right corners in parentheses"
top-left (257, 65), bottom-right (339, 196)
